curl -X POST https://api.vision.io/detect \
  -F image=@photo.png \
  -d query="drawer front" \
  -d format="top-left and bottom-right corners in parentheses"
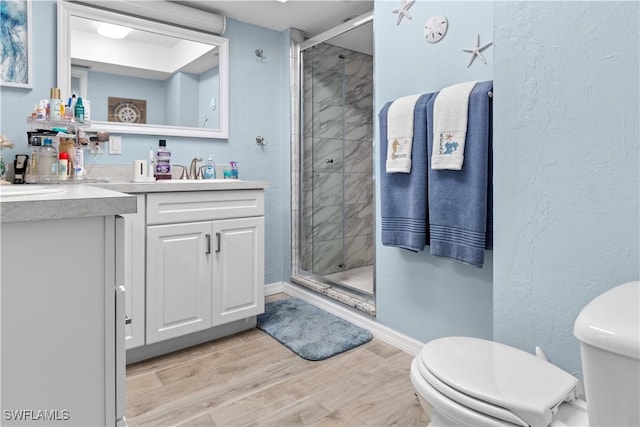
top-left (147, 190), bottom-right (264, 224)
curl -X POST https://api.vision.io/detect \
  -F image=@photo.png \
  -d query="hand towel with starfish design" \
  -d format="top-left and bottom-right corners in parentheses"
top-left (432, 81), bottom-right (477, 170)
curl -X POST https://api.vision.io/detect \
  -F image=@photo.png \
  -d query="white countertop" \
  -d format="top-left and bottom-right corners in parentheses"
top-left (0, 179), bottom-right (267, 223)
top-left (94, 179), bottom-right (268, 193)
top-left (0, 184), bottom-right (137, 223)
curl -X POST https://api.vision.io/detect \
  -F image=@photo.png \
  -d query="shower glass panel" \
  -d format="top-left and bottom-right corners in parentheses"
top-left (300, 40), bottom-right (374, 293)
top-left (301, 45), bottom-right (346, 275)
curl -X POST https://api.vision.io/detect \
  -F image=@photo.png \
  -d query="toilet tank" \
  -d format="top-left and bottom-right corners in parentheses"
top-left (574, 281), bottom-right (639, 427)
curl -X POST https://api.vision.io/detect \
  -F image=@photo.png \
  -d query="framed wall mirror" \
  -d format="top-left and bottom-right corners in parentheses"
top-left (57, 1), bottom-right (229, 139)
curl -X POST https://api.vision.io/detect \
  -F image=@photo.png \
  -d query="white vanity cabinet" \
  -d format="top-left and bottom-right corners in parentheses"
top-left (145, 190), bottom-right (265, 345)
top-left (0, 185), bottom-right (135, 426)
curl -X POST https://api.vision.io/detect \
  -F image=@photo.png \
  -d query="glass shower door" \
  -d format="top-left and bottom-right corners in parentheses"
top-left (301, 44), bottom-right (347, 276)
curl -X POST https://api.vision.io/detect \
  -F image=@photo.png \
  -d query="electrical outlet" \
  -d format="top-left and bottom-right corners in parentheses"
top-left (90, 141), bottom-right (102, 155)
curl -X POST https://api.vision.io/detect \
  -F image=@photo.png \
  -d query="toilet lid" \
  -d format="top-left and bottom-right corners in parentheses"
top-left (418, 337), bottom-right (580, 427)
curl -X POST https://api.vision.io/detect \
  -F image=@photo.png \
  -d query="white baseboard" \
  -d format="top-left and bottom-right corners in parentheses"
top-left (264, 281), bottom-right (285, 296)
top-left (281, 282), bottom-right (424, 356)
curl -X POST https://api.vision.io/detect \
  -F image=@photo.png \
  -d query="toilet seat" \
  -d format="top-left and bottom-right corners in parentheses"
top-left (411, 359), bottom-right (529, 427)
top-left (416, 337), bottom-right (581, 427)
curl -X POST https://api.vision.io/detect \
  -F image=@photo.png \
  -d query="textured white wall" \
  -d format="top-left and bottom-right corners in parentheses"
top-left (493, 1), bottom-right (640, 378)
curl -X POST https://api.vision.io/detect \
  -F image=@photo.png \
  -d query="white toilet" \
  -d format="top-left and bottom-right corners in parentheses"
top-left (410, 281), bottom-right (640, 427)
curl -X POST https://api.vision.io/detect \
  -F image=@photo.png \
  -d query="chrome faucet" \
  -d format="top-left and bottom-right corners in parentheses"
top-left (189, 157), bottom-right (203, 179)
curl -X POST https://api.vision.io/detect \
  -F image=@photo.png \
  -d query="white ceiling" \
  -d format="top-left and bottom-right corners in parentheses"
top-left (173, 0), bottom-right (374, 38)
top-left (71, 15), bottom-right (219, 79)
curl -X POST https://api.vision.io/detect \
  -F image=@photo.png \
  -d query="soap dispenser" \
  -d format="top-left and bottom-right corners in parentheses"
top-left (204, 154), bottom-right (216, 179)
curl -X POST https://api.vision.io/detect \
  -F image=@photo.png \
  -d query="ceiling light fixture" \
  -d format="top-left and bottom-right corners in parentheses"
top-left (84, 1), bottom-right (226, 35)
top-left (97, 22), bottom-right (132, 39)
top-left (277, 0), bottom-right (288, 3)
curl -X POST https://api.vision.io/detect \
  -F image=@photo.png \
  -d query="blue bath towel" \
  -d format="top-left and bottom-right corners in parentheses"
top-left (379, 93), bottom-right (435, 252)
top-left (427, 81), bottom-right (493, 267)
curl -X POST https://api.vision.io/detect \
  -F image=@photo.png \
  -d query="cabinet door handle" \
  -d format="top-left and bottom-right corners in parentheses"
top-left (216, 232), bottom-right (221, 253)
top-left (206, 233), bottom-right (211, 255)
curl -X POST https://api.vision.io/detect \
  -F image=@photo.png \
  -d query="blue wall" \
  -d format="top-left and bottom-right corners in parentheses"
top-left (0, 4), bottom-right (292, 286)
top-left (198, 67), bottom-right (220, 130)
top-left (374, 0), bottom-right (639, 379)
top-left (89, 71), bottom-right (165, 124)
top-left (493, 1), bottom-right (639, 378)
top-left (373, 1), bottom-right (495, 343)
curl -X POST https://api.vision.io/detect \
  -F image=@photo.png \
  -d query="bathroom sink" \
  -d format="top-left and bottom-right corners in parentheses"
top-left (0, 185), bottom-right (67, 198)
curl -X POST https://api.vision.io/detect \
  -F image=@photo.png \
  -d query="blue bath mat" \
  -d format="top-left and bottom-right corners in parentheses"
top-left (257, 298), bottom-right (373, 361)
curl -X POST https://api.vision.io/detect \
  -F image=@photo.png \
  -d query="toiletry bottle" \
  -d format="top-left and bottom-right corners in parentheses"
top-left (38, 138), bottom-right (58, 181)
top-left (50, 88), bottom-right (62, 121)
top-left (84, 99), bottom-right (91, 122)
top-left (74, 144), bottom-right (84, 178)
top-left (230, 161), bottom-right (239, 179)
top-left (58, 152), bottom-right (69, 180)
top-left (35, 101), bottom-right (46, 121)
top-left (0, 153), bottom-right (5, 180)
top-left (50, 99), bottom-right (62, 120)
top-left (204, 154), bottom-right (215, 179)
top-left (74, 97), bottom-right (85, 123)
top-left (154, 139), bottom-right (171, 180)
top-left (27, 150), bottom-right (38, 180)
top-left (65, 97), bottom-right (74, 120)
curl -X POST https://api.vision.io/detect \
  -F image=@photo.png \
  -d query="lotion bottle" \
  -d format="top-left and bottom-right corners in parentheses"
top-left (58, 152), bottom-right (69, 180)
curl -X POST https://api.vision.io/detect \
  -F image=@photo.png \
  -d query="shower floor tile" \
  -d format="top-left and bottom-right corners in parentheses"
top-left (324, 265), bottom-right (373, 295)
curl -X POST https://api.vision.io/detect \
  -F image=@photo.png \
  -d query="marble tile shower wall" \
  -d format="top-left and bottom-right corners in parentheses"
top-left (302, 43), bottom-right (374, 276)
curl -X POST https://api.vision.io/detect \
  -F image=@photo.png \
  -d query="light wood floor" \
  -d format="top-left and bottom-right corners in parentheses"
top-left (126, 317), bottom-right (427, 426)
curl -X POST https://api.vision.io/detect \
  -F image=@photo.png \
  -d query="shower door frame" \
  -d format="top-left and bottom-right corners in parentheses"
top-left (290, 11), bottom-right (376, 314)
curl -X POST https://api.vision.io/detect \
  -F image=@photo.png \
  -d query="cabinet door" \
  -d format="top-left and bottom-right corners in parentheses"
top-left (146, 222), bottom-right (212, 344)
top-left (123, 194), bottom-right (146, 349)
top-left (211, 217), bottom-right (265, 326)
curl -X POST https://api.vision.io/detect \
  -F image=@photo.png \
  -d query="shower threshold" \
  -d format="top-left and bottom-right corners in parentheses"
top-left (290, 273), bottom-right (376, 316)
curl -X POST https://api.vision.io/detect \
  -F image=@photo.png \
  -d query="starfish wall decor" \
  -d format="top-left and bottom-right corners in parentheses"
top-left (463, 34), bottom-right (493, 68)
top-left (392, 0), bottom-right (415, 26)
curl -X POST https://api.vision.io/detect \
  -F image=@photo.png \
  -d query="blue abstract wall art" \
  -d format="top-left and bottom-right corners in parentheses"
top-left (1, 0), bottom-right (32, 88)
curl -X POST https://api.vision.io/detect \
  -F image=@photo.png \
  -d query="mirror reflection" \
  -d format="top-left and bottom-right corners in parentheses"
top-left (70, 15), bottom-right (221, 129)
top-left (58, 2), bottom-right (229, 139)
